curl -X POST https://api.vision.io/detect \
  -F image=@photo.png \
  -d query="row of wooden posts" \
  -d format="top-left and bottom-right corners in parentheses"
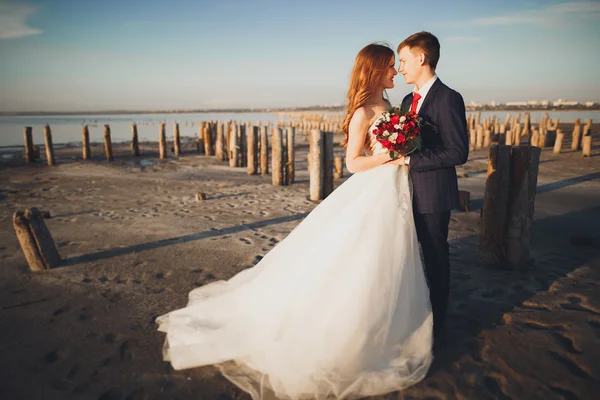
top-left (14, 142), bottom-right (543, 273)
top-left (467, 113), bottom-right (594, 157)
top-left (22, 121), bottom-right (344, 201)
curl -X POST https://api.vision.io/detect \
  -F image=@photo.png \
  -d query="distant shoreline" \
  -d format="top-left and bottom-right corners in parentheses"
top-left (1, 107), bottom-right (599, 117)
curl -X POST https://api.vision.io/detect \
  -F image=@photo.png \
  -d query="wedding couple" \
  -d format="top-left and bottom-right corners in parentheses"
top-left (156, 31), bottom-right (469, 399)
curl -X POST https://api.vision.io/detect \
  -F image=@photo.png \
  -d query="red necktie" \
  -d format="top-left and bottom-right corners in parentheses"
top-left (411, 92), bottom-right (421, 113)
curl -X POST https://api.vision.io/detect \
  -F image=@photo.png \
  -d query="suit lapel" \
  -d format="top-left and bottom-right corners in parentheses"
top-left (418, 78), bottom-right (442, 117)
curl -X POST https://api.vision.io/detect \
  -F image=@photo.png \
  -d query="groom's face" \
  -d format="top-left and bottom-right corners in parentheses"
top-left (398, 46), bottom-right (422, 85)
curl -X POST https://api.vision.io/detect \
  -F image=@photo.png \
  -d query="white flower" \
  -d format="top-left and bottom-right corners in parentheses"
top-left (400, 116), bottom-right (406, 123)
top-left (382, 130), bottom-right (390, 137)
top-left (394, 124), bottom-right (402, 130)
top-left (389, 132), bottom-right (398, 142)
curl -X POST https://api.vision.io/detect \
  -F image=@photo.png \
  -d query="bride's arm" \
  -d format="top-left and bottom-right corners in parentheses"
top-left (345, 108), bottom-right (391, 173)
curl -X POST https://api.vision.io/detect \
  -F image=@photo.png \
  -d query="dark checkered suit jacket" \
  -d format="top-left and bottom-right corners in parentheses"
top-left (402, 79), bottom-right (469, 214)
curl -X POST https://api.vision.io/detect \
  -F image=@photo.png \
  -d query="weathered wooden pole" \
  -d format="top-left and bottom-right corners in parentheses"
top-left (13, 208), bottom-right (61, 272)
top-left (43, 124), bottom-right (56, 166)
top-left (571, 119), bottom-right (581, 150)
top-left (322, 131), bottom-right (334, 198)
top-left (229, 123), bottom-right (239, 168)
top-left (476, 125), bottom-right (483, 149)
top-left (286, 126), bottom-right (295, 185)
top-left (247, 125), bottom-right (258, 175)
top-left (469, 128), bottom-right (476, 151)
top-left (260, 125), bottom-right (269, 175)
top-left (506, 146), bottom-right (541, 267)
top-left (104, 124), bottom-right (114, 161)
top-left (483, 129), bottom-right (491, 148)
top-left (173, 122), bottom-right (181, 157)
top-left (131, 123), bottom-right (140, 156)
top-left (198, 121), bottom-right (206, 154)
top-left (82, 125), bottom-right (91, 160)
top-left (159, 122), bottom-right (167, 159)
top-left (478, 145), bottom-right (512, 266)
top-left (215, 122), bottom-right (227, 161)
top-left (505, 128), bottom-right (513, 146)
top-left (582, 135), bottom-right (592, 157)
top-left (530, 129), bottom-right (540, 147)
top-left (23, 126), bottom-right (34, 163)
top-left (239, 123), bottom-right (248, 167)
top-left (334, 155), bottom-right (344, 179)
top-left (553, 129), bottom-right (564, 155)
top-left (13, 211), bottom-right (46, 272)
top-left (271, 127), bottom-right (284, 185)
top-left (309, 130), bottom-right (324, 201)
top-left (204, 123), bottom-right (213, 156)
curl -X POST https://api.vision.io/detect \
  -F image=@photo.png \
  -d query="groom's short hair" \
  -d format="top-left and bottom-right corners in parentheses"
top-left (398, 31), bottom-right (440, 70)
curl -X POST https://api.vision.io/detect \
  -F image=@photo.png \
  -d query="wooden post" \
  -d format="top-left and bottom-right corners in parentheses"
top-left (553, 129), bottom-right (564, 155)
top-left (513, 124), bottom-right (522, 146)
top-left (229, 123), bottom-right (239, 167)
top-left (478, 145), bottom-right (512, 266)
top-left (505, 128), bottom-right (513, 146)
top-left (309, 130), bottom-right (323, 201)
top-left (483, 129), bottom-right (491, 148)
top-left (323, 132), bottom-right (334, 198)
top-left (131, 123), bottom-right (140, 156)
top-left (13, 211), bottom-right (46, 272)
top-left (582, 135), bottom-right (592, 157)
top-left (173, 122), bottom-right (181, 157)
top-left (523, 113), bottom-right (531, 136)
top-left (506, 146), bottom-right (541, 267)
top-left (247, 125), bottom-right (258, 175)
top-left (215, 122), bottom-right (227, 161)
top-left (469, 128), bottom-right (476, 151)
top-left (198, 121), bottom-right (206, 154)
top-left (334, 155), bottom-right (344, 179)
top-left (286, 127), bottom-right (295, 185)
top-left (159, 122), bottom-right (167, 159)
top-left (530, 130), bottom-right (540, 147)
top-left (204, 123), bottom-right (213, 156)
top-left (43, 124), bottom-right (56, 166)
top-left (13, 208), bottom-right (61, 272)
top-left (271, 127), bottom-right (284, 185)
top-left (260, 125), bottom-right (269, 175)
top-left (104, 125), bottom-right (114, 161)
top-left (476, 125), bottom-right (483, 149)
top-left (571, 119), bottom-right (581, 150)
top-left (239, 124), bottom-right (248, 167)
top-left (23, 126), bottom-right (34, 163)
top-left (82, 125), bottom-right (91, 160)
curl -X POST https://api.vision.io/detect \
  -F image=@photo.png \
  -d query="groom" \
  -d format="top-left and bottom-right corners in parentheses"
top-left (381, 32), bottom-right (469, 336)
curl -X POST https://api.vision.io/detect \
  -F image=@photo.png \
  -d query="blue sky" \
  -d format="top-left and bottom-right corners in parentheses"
top-left (0, 0), bottom-right (599, 111)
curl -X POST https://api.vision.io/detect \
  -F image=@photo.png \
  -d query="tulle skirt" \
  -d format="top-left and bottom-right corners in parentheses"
top-left (156, 164), bottom-right (433, 399)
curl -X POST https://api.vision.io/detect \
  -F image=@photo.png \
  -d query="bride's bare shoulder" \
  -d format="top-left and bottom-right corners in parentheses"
top-left (350, 107), bottom-right (376, 125)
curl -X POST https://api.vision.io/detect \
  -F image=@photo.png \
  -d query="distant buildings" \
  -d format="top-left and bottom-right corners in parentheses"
top-left (465, 99), bottom-right (598, 111)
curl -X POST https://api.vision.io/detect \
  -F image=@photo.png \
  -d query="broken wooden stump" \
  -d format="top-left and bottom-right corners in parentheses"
top-left (13, 207), bottom-right (61, 272)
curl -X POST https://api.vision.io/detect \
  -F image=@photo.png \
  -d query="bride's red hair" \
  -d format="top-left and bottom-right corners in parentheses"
top-left (341, 43), bottom-right (394, 148)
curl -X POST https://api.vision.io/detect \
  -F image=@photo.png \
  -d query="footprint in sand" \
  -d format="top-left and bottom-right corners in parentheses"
top-left (551, 331), bottom-right (582, 354)
top-left (239, 237), bottom-right (252, 245)
top-left (548, 350), bottom-right (594, 381)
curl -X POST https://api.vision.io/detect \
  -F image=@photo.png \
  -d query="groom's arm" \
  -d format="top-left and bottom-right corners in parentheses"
top-left (410, 90), bottom-right (469, 171)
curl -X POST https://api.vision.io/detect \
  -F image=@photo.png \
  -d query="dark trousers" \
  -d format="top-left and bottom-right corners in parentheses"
top-left (414, 211), bottom-right (451, 336)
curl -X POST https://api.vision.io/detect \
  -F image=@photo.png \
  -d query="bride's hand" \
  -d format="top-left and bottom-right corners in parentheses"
top-left (386, 155), bottom-right (406, 166)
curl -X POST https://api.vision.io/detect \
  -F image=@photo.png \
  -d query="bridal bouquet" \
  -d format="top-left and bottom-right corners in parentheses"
top-left (372, 108), bottom-right (424, 160)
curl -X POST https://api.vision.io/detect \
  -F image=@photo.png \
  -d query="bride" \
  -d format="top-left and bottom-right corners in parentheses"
top-left (156, 43), bottom-right (433, 399)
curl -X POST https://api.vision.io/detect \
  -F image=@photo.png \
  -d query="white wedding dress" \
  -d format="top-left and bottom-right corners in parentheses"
top-left (156, 117), bottom-right (433, 399)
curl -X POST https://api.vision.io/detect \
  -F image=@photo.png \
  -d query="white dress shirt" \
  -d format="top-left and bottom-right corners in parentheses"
top-left (405, 74), bottom-right (438, 165)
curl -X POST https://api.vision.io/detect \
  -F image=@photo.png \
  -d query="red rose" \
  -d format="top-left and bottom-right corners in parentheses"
top-left (390, 115), bottom-right (400, 124)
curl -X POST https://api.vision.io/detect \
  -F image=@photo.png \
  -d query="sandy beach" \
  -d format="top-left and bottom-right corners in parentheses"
top-left (1, 125), bottom-right (599, 399)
